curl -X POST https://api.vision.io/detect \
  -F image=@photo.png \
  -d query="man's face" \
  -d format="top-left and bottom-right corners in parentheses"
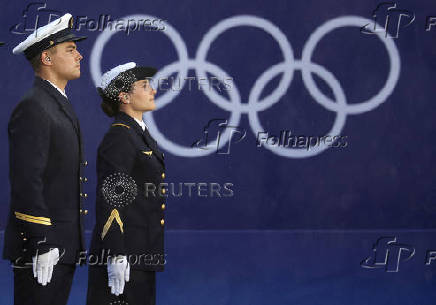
top-left (48, 41), bottom-right (83, 80)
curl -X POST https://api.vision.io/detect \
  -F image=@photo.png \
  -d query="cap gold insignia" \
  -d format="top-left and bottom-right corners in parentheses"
top-left (143, 151), bottom-right (153, 156)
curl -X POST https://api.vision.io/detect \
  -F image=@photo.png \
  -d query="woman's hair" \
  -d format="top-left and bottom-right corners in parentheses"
top-left (97, 87), bottom-right (118, 117)
top-left (97, 85), bottom-right (133, 117)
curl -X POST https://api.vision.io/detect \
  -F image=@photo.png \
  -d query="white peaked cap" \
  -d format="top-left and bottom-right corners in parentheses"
top-left (100, 62), bottom-right (137, 89)
top-left (13, 13), bottom-right (75, 55)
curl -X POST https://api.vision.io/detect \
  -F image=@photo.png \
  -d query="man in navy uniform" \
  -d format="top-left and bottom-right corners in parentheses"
top-left (3, 13), bottom-right (88, 305)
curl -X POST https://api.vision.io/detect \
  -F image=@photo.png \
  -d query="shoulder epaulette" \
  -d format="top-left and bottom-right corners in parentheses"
top-left (111, 123), bottom-right (130, 129)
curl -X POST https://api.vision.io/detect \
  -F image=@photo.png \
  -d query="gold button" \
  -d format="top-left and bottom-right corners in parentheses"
top-left (84, 177), bottom-right (88, 182)
top-left (161, 203), bottom-right (165, 210)
top-left (23, 238), bottom-right (27, 241)
top-left (83, 210), bottom-right (88, 215)
top-left (161, 188), bottom-right (166, 194)
top-left (160, 219), bottom-right (164, 226)
top-left (83, 161), bottom-right (88, 166)
top-left (161, 173), bottom-right (165, 179)
top-left (84, 193), bottom-right (88, 198)
top-left (20, 232), bottom-right (24, 236)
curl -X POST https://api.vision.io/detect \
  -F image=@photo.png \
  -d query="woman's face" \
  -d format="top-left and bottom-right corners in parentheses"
top-left (128, 79), bottom-right (157, 112)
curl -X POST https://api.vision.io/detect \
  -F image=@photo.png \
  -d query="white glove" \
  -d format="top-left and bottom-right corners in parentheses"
top-left (107, 255), bottom-right (130, 296)
top-left (32, 248), bottom-right (59, 286)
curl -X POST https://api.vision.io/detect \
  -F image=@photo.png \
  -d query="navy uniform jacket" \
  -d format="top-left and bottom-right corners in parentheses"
top-left (3, 77), bottom-right (87, 265)
top-left (89, 111), bottom-right (166, 271)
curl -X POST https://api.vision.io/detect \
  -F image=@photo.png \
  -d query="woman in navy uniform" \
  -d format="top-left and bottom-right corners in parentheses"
top-left (86, 62), bottom-right (166, 305)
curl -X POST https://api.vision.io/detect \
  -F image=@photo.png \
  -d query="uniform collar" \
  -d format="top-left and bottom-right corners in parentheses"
top-left (33, 76), bottom-right (81, 136)
top-left (34, 76), bottom-right (68, 102)
top-left (113, 111), bottom-right (164, 164)
top-left (45, 79), bottom-right (68, 99)
top-left (114, 111), bottom-right (144, 135)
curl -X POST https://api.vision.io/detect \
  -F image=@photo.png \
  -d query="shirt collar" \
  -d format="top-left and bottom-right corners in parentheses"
top-left (114, 112), bottom-right (149, 134)
top-left (133, 117), bottom-right (146, 131)
top-left (45, 79), bottom-right (68, 99)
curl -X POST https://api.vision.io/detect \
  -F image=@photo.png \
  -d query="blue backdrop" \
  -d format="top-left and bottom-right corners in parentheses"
top-left (0, 0), bottom-right (435, 304)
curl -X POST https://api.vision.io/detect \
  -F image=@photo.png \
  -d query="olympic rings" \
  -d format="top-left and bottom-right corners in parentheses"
top-left (90, 14), bottom-right (401, 158)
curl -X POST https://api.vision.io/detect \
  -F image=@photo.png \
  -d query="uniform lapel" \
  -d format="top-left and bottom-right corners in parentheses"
top-left (116, 112), bottom-right (164, 164)
top-left (35, 77), bottom-right (84, 161)
top-left (142, 127), bottom-right (164, 164)
top-left (35, 77), bottom-right (81, 136)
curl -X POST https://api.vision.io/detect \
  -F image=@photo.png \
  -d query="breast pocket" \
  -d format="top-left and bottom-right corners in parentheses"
top-left (135, 148), bottom-right (161, 175)
top-left (135, 147), bottom-right (163, 185)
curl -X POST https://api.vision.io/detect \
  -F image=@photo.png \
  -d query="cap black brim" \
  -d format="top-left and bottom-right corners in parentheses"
top-left (130, 66), bottom-right (157, 80)
top-left (55, 33), bottom-right (87, 44)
